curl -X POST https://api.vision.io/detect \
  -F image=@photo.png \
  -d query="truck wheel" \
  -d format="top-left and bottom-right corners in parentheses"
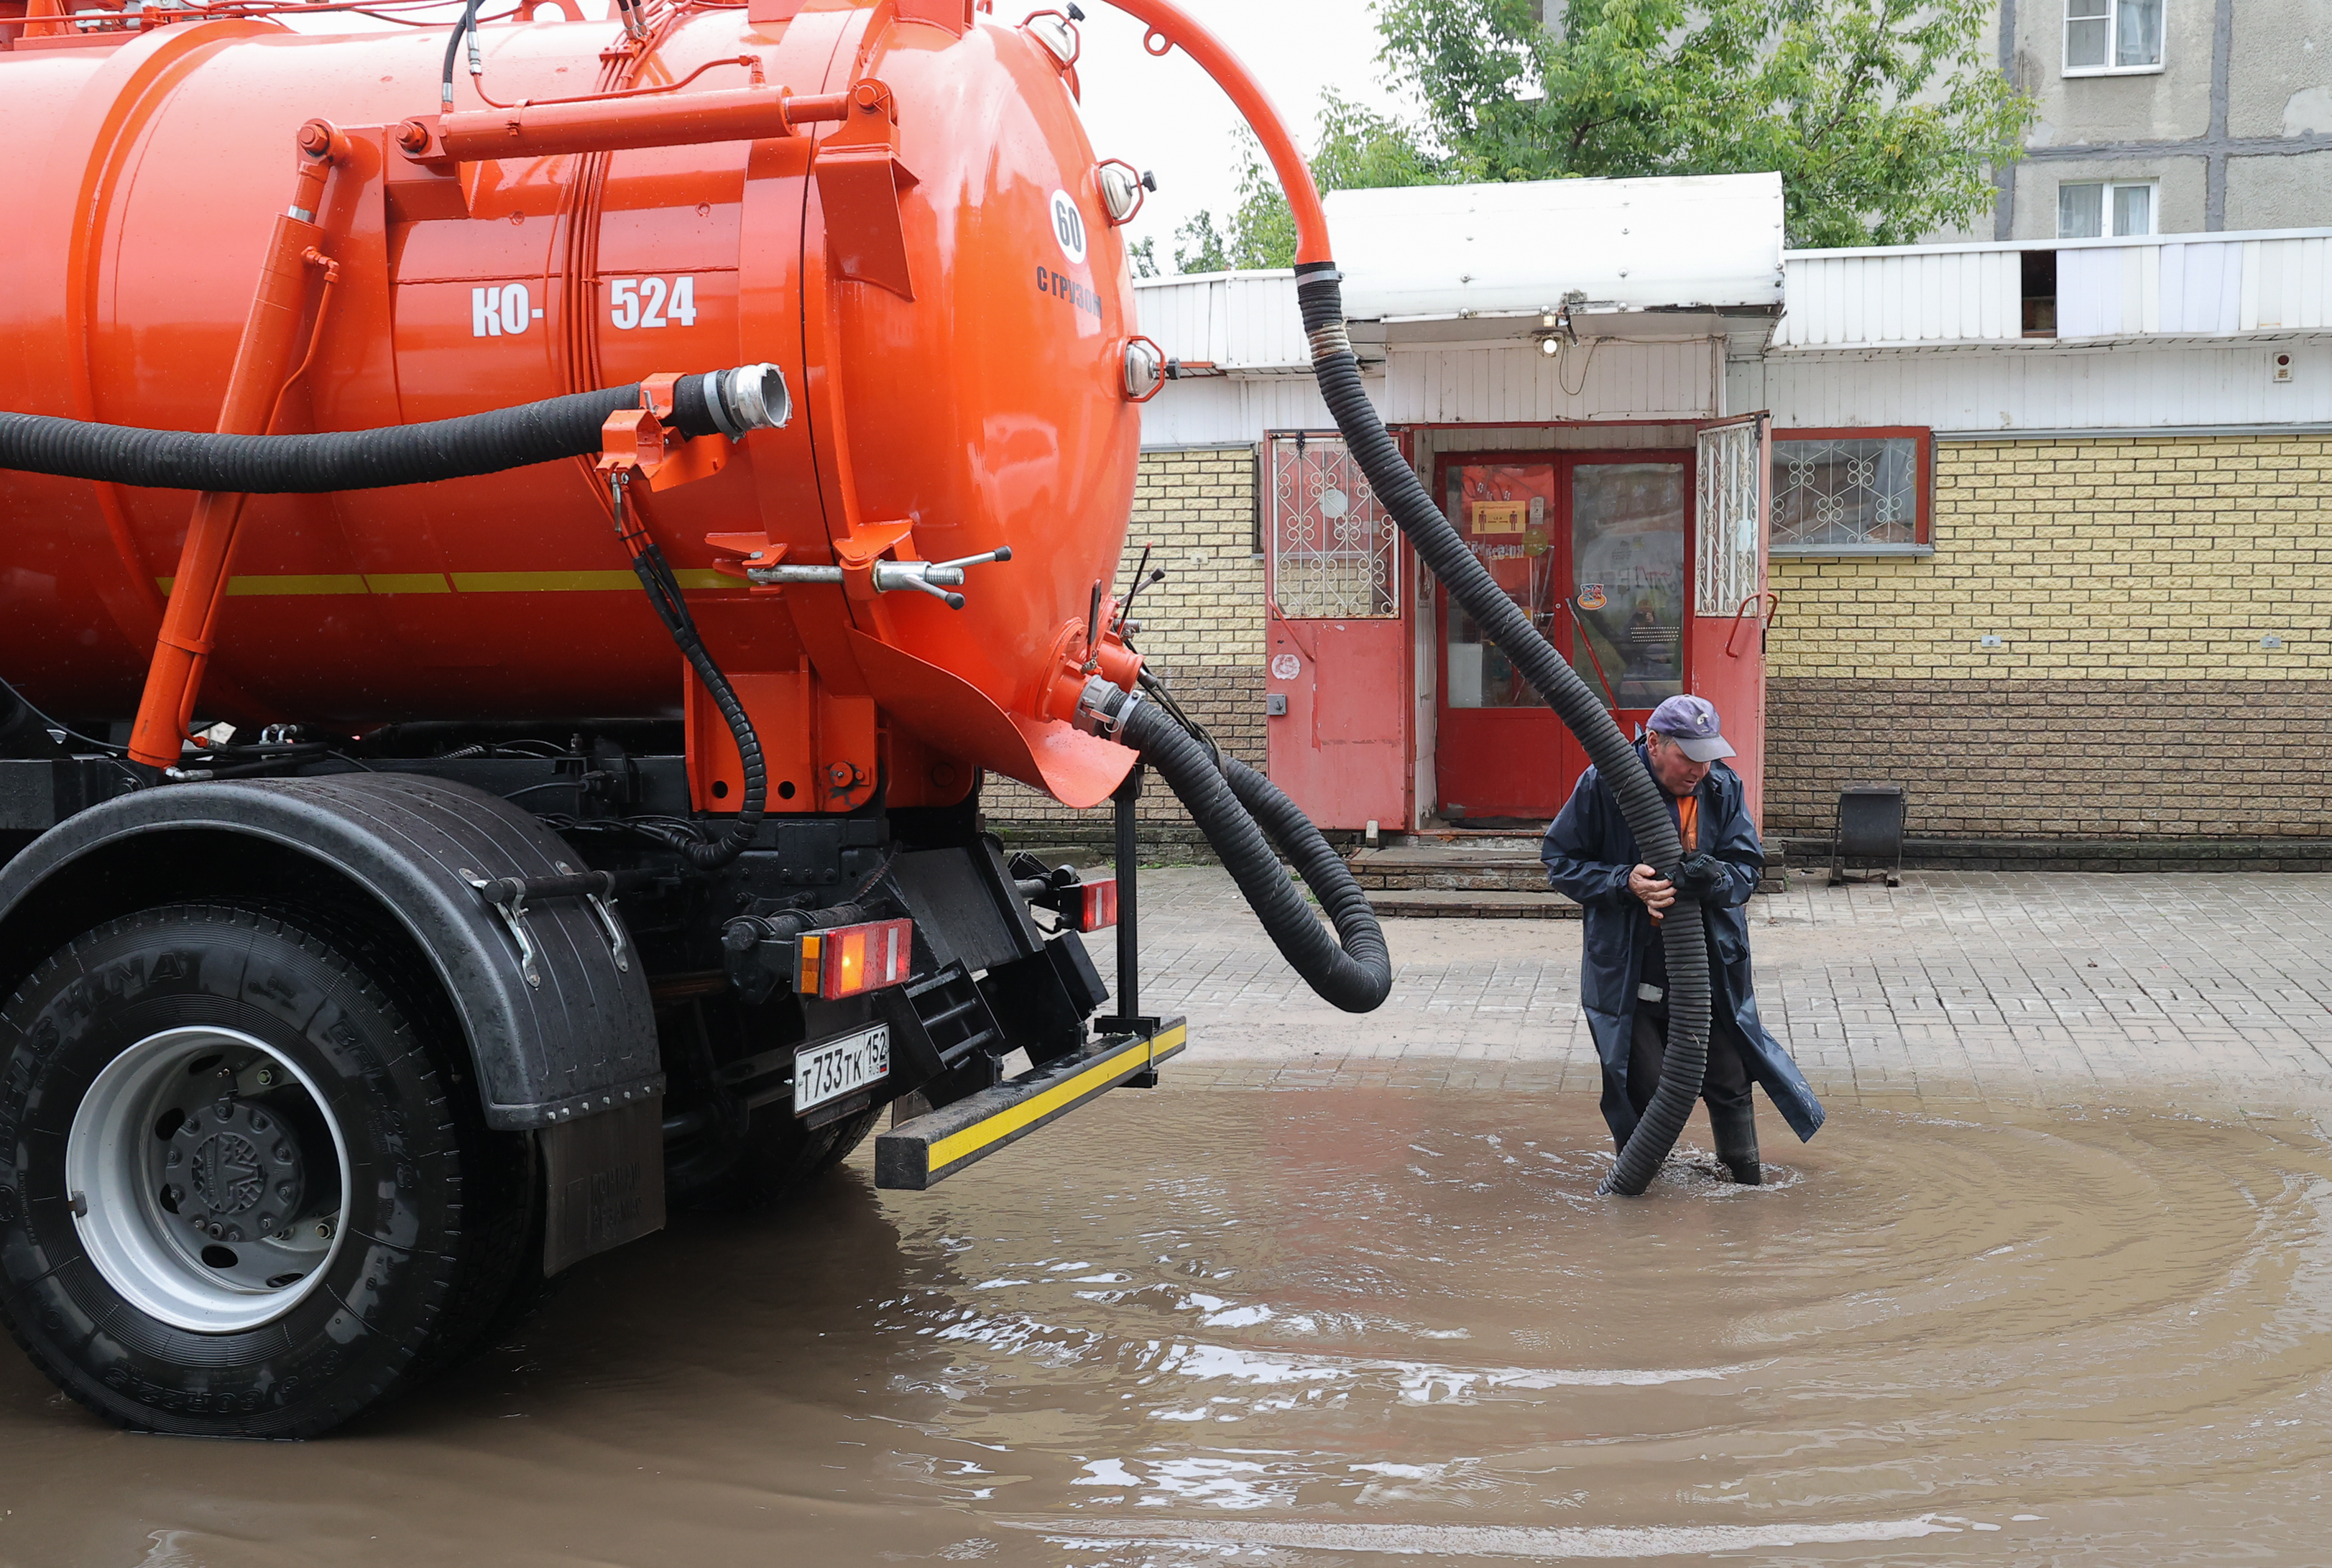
top-left (0, 905), bottom-right (527, 1438)
top-left (682, 1103), bottom-right (881, 1211)
top-left (663, 995), bottom-right (879, 1210)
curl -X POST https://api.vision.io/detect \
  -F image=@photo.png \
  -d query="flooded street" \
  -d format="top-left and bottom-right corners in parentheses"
top-left (5, 1086), bottom-right (2331, 1565)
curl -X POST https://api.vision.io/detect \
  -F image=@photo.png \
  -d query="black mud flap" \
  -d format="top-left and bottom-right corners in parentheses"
top-left (541, 1098), bottom-right (668, 1274)
top-left (873, 1017), bottom-right (1186, 1191)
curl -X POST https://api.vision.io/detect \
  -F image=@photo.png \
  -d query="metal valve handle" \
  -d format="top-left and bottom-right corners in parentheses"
top-left (747, 545), bottom-right (1012, 609)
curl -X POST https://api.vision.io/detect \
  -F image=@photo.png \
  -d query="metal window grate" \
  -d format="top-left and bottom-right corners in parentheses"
top-left (1770, 435), bottom-right (1919, 549)
top-left (1695, 422), bottom-right (1761, 617)
top-left (1267, 433), bottom-right (1398, 619)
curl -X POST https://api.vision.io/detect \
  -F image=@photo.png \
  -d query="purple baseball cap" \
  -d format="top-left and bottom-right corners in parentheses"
top-left (1646, 695), bottom-right (1736, 762)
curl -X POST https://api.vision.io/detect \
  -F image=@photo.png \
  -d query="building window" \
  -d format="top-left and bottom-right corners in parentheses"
top-left (2057, 179), bottom-right (2155, 238)
top-left (1266, 431), bottom-right (1400, 617)
top-left (1770, 428), bottom-right (1932, 553)
top-left (2064, 0), bottom-right (2163, 73)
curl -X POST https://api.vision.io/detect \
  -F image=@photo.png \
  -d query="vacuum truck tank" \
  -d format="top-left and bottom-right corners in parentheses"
top-left (0, 0), bottom-right (1394, 1436)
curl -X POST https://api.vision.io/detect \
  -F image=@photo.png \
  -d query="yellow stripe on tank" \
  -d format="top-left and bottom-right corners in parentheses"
top-left (363, 573), bottom-right (453, 594)
top-left (155, 569), bottom-right (732, 596)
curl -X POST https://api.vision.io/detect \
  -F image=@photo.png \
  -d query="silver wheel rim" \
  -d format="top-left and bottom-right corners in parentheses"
top-left (63, 1026), bottom-right (350, 1334)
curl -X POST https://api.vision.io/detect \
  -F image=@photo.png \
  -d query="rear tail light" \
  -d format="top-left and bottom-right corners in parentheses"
top-left (1075, 875), bottom-right (1117, 932)
top-left (797, 917), bottom-right (913, 999)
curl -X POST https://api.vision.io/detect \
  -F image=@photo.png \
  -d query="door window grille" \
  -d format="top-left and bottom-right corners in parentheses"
top-left (1266, 433), bottom-right (1398, 618)
top-left (1695, 421), bottom-right (1763, 617)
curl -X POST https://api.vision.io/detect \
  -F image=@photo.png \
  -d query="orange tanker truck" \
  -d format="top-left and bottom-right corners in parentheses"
top-left (0, 0), bottom-right (1718, 1438)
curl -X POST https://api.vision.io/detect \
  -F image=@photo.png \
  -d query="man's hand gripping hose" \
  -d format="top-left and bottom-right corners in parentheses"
top-left (1101, 0), bottom-right (1710, 1194)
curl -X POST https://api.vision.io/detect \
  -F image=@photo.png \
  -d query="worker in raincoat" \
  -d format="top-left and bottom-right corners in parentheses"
top-left (1539, 696), bottom-right (1823, 1183)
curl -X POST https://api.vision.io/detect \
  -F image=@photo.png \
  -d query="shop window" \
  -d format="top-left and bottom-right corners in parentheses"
top-left (2064, 0), bottom-right (2162, 73)
top-left (2058, 180), bottom-right (2155, 238)
top-left (1770, 428), bottom-right (1931, 553)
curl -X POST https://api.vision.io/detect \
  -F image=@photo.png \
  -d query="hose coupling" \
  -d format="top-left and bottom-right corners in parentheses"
top-left (1306, 320), bottom-right (1353, 361)
top-left (1071, 674), bottom-right (1143, 739)
top-left (701, 364), bottom-right (792, 438)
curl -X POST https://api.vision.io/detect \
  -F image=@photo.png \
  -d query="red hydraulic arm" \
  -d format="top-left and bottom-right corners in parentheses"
top-left (1099, 0), bottom-right (1332, 266)
top-left (126, 120), bottom-right (352, 770)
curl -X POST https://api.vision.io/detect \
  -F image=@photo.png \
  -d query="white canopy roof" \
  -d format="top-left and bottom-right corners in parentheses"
top-left (1322, 172), bottom-right (1787, 324)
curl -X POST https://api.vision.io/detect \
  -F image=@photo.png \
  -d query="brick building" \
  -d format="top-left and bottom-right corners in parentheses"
top-left (990, 176), bottom-right (2332, 866)
top-left (982, 445), bottom-right (1268, 843)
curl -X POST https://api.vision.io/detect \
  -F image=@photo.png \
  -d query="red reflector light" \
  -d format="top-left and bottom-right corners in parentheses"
top-left (1077, 876), bottom-right (1117, 932)
top-left (803, 917), bottom-right (913, 999)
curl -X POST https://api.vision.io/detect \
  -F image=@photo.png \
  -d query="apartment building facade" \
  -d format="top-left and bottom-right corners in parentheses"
top-left (1988, 0), bottom-right (2332, 239)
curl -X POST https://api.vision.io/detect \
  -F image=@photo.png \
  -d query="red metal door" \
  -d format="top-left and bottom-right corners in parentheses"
top-left (1432, 450), bottom-right (1695, 822)
top-left (1263, 433), bottom-right (1409, 831)
top-left (1685, 415), bottom-right (1771, 823)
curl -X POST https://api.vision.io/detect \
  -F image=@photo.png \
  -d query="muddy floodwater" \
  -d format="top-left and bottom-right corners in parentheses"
top-left (4, 1088), bottom-right (2331, 1565)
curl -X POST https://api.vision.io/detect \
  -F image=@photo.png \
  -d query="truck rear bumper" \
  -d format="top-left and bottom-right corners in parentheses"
top-left (873, 1018), bottom-right (1187, 1191)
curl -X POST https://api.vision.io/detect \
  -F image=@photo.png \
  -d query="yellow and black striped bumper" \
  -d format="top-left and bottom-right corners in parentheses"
top-left (873, 1018), bottom-right (1187, 1191)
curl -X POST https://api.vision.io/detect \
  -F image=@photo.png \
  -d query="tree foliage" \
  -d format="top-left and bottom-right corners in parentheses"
top-left (1374, 0), bottom-right (2033, 248)
top-left (1164, 91), bottom-right (1472, 272)
top-left (1172, 211), bottom-right (1231, 273)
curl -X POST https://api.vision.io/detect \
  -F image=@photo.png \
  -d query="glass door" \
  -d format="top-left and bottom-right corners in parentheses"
top-left (1434, 451), bottom-right (1691, 822)
top-left (1568, 459), bottom-right (1689, 714)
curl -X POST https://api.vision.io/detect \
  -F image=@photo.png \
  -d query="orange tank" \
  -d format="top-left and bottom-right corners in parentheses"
top-left (0, 0), bottom-right (1153, 810)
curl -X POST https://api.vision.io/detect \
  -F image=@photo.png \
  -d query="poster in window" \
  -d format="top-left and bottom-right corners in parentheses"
top-left (1471, 500), bottom-right (1526, 535)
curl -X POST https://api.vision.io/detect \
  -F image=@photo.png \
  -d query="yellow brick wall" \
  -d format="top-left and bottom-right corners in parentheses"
top-left (1764, 433), bottom-right (2332, 841)
top-left (984, 445), bottom-right (1266, 841)
top-left (1117, 446), bottom-right (1268, 672)
top-left (1768, 435), bottom-right (2332, 678)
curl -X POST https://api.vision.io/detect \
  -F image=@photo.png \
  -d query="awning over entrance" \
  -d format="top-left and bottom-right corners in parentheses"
top-left (1324, 172), bottom-right (1786, 336)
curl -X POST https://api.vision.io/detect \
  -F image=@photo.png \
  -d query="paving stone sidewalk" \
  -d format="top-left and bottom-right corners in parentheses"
top-left (1089, 865), bottom-right (2332, 1112)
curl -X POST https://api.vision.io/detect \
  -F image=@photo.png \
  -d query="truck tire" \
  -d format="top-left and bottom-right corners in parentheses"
top-left (0, 904), bottom-right (530, 1437)
top-left (662, 994), bottom-right (880, 1211)
top-left (681, 1102), bottom-right (881, 1211)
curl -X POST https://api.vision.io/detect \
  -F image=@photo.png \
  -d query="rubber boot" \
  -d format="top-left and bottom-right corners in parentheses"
top-left (1708, 1101), bottom-right (1761, 1186)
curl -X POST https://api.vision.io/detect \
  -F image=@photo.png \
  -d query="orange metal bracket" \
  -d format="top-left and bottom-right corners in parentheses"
top-left (595, 374), bottom-right (730, 489)
top-left (811, 78), bottom-right (919, 300)
top-left (833, 516), bottom-right (916, 601)
top-left (126, 119), bottom-right (352, 770)
top-left (706, 533), bottom-right (788, 595)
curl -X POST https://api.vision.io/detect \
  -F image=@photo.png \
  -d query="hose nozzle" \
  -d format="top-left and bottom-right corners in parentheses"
top-left (1071, 675), bottom-right (1143, 739)
top-left (700, 364), bottom-right (791, 438)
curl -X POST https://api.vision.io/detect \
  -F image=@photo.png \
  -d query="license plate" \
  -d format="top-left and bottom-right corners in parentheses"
top-left (794, 1024), bottom-right (890, 1115)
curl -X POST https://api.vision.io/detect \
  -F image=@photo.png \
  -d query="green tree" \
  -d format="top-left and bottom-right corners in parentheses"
top-left (1149, 92), bottom-right (1467, 274)
top-left (1375, 0), bottom-right (2033, 248)
top-left (1174, 209), bottom-right (1230, 273)
top-left (1128, 235), bottom-right (1161, 280)
top-left (1220, 91), bottom-right (1472, 268)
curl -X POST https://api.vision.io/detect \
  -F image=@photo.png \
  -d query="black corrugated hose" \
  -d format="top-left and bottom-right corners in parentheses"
top-left (619, 526), bottom-right (767, 871)
top-left (0, 372), bottom-right (755, 493)
top-left (1116, 698), bottom-right (1391, 1014)
top-left (1294, 264), bottom-right (1708, 1196)
top-left (1, 368), bottom-right (788, 872)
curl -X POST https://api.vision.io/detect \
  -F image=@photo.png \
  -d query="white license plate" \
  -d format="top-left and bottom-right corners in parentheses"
top-left (794, 1024), bottom-right (890, 1115)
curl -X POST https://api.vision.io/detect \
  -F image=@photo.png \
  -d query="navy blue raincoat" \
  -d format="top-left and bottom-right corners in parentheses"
top-left (1539, 747), bottom-right (1825, 1148)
